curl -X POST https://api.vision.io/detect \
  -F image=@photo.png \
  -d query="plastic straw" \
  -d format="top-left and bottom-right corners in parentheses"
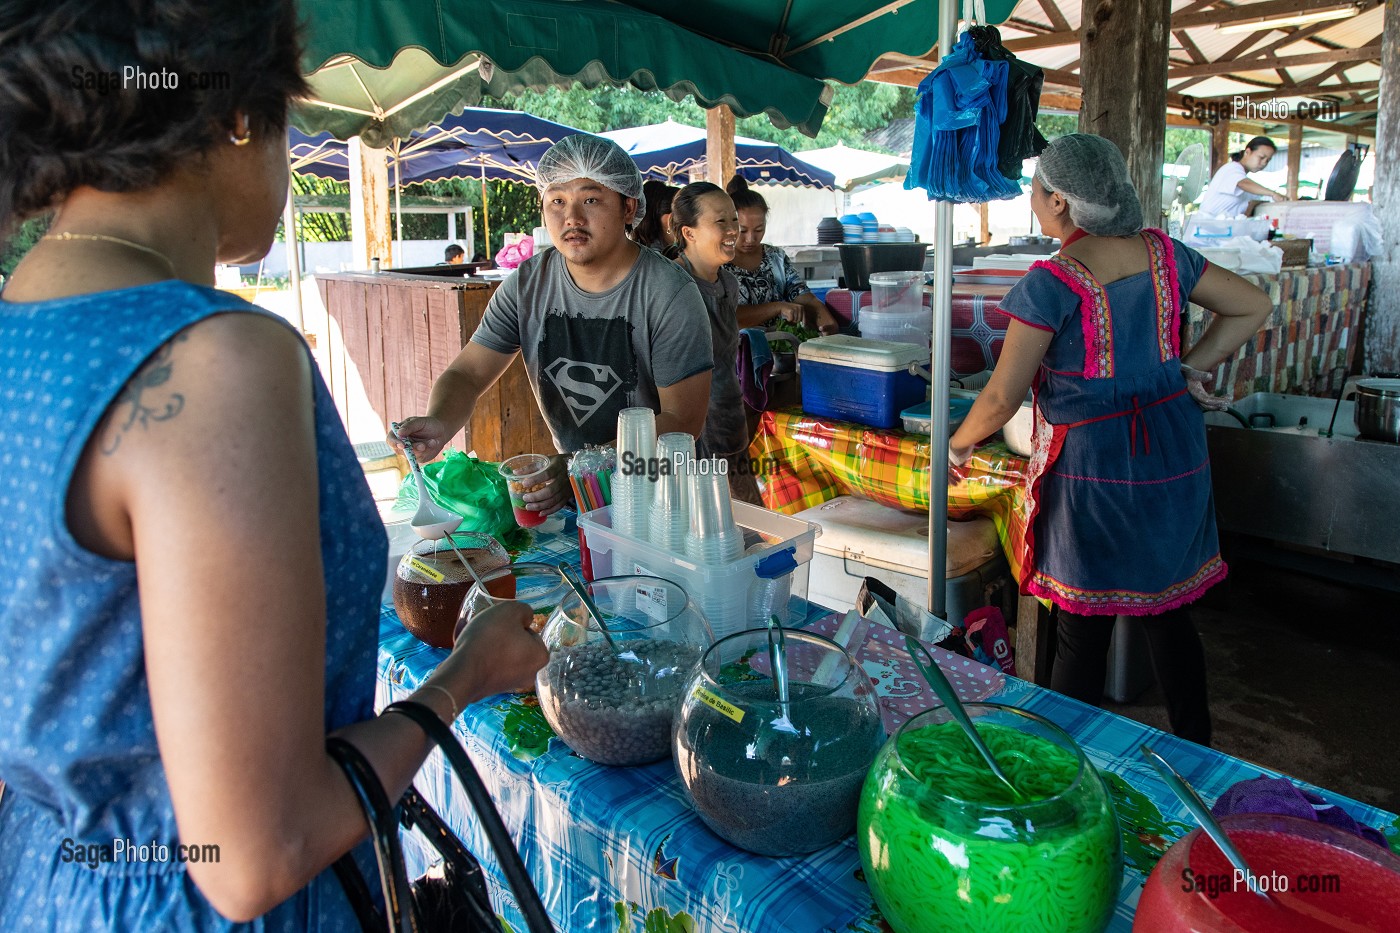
top-left (586, 472), bottom-right (606, 510)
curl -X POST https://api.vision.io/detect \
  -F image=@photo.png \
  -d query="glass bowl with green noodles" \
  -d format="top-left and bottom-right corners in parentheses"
top-left (857, 703), bottom-right (1122, 933)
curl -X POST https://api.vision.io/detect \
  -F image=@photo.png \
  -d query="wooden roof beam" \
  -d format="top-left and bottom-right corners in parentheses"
top-left (1189, 79), bottom-right (1379, 101)
top-left (1169, 44), bottom-right (1380, 79)
top-left (1001, 0), bottom-right (1378, 53)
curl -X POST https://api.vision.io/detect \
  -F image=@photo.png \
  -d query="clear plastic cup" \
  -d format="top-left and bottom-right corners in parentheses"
top-left (686, 463), bottom-right (738, 538)
top-left (616, 407), bottom-right (657, 469)
top-left (498, 453), bottom-right (554, 528)
top-left (649, 433), bottom-right (694, 552)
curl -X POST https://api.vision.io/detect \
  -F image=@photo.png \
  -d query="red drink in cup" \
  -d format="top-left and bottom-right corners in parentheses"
top-left (1135, 814), bottom-right (1400, 932)
top-left (499, 453), bottom-right (553, 528)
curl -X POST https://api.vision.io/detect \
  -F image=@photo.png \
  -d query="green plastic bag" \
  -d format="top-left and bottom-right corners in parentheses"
top-left (393, 449), bottom-right (526, 548)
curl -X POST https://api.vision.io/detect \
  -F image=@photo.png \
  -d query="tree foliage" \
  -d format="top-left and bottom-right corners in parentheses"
top-left (0, 214), bottom-right (51, 279)
top-left (291, 174), bottom-right (352, 242)
top-left (483, 80), bottom-right (916, 154)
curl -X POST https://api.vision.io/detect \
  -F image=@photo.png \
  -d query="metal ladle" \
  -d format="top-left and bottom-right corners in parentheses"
top-left (557, 563), bottom-right (618, 653)
top-left (390, 423), bottom-right (493, 602)
top-left (904, 634), bottom-right (1025, 803)
top-left (766, 615), bottom-right (792, 725)
top-left (1140, 744), bottom-right (1274, 905)
top-left (391, 422), bottom-right (466, 540)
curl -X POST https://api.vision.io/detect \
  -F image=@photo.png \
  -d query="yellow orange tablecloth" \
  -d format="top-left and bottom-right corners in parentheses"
top-left (750, 409), bottom-right (1031, 581)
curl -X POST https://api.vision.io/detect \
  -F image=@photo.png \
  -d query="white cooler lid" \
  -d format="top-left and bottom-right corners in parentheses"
top-left (794, 496), bottom-right (998, 578)
top-left (797, 334), bottom-right (928, 371)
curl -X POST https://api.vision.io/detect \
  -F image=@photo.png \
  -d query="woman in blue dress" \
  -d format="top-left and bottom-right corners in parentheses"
top-left (0, 2), bottom-right (547, 927)
top-left (949, 135), bottom-right (1271, 746)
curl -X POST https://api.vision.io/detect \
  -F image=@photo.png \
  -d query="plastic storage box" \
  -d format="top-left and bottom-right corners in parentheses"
top-left (799, 335), bottom-right (928, 429)
top-left (794, 497), bottom-right (1010, 625)
top-left (900, 397), bottom-right (974, 435)
top-left (577, 500), bottom-right (820, 639)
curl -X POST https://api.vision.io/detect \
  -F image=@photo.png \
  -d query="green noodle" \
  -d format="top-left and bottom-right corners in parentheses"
top-left (857, 722), bottom-right (1119, 933)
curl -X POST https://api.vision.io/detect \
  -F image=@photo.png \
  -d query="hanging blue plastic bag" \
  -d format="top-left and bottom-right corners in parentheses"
top-left (906, 0), bottom-right (1023, 203)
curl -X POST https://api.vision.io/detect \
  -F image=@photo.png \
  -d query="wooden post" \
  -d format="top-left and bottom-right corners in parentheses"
top-left (348, 136), bottom-right (391, 271)
top-left (705, 105), bottom-right (737, 187)
top-left (1079, 0), bottom-right (1170, 230)
top-left (1211, 120), bottom-right (1231, 175)
top-left (978, 202), bottom-right (990, 245)
top-left (1367, 0), bottom-right (1400, 375)
top-left (1286, 123), bottom-right (1303, 201)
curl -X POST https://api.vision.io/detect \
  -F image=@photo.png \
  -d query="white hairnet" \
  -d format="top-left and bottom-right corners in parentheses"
top-left (1033, 134), bottom-right (1143, 237)
top-left (536, 134), bottom-right (645, 221)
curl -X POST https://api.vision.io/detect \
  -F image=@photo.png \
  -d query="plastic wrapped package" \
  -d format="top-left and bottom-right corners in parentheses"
top-left (749, 411), bottom-right (1031, 582)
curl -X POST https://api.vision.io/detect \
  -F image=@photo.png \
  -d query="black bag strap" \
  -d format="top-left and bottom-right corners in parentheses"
top-left (326, 736), bottom-right (419, 933)
top-left (383, 701), bottom-right (554, 933)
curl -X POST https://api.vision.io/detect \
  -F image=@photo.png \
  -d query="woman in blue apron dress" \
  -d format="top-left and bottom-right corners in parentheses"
top-left (949, 135), bottom-right (1272, 746)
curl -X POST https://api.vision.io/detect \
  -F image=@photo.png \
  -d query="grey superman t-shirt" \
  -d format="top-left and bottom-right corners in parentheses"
top-left (471, 246), bottom-right (714, 452)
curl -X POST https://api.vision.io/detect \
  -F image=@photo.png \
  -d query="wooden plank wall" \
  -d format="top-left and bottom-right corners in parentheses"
top-left (317, 273), bottom-right (555, 463)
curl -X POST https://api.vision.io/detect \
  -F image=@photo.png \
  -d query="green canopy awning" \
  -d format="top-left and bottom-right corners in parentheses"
top-left (622, 0), bottom-right (1017, 86)
top-left (297, 0), bottom-right (835, 142)
top-left (296, 1), bottom-right (1018, 144)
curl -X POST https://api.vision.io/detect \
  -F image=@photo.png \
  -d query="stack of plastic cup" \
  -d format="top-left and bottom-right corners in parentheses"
top-left (649, 432), bottom-right (694, 554)
top-left (611, 408), bottom-right (656, 540)
top-left (683, 464), bottom-right (747, 635)
top-left (684, 464), bottom-right (744, 564)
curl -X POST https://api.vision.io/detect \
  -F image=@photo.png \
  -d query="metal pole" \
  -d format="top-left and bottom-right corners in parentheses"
top-left (481, 163), bottom-right (491, 260)
top-left (393, 142), bottom-right (402, 268)
top-left (926, 0), bottom-right (958, 621)
top-left (282, 147), bottom-right (305, 333)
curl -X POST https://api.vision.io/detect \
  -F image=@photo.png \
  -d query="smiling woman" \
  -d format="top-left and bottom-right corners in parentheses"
top-left (671, 181), bottom-right (760, 503)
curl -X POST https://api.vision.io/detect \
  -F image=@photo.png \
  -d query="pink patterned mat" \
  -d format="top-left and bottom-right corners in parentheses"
top-left (754, 613), bottom-right (1006, 735)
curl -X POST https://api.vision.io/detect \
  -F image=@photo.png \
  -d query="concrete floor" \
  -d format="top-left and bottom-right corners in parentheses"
top-left (1100, 544), bottom-right (1400, 813)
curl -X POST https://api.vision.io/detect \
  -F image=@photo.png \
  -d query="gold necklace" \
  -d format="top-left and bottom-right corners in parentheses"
top-left (42, 231), bottom-right (178, 278)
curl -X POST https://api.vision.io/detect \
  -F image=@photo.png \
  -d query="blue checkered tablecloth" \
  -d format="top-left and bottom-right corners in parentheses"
top-left (377, 514), bottom-right (1400, 932)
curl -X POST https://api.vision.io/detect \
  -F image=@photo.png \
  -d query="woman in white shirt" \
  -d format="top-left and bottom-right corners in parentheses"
top-left (1199, 136), bottom-right (1283, 217)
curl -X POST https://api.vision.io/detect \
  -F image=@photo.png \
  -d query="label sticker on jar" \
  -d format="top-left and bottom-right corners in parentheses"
top-left (408, 557), bottom-right (445, 583)
top-left (635, 582), bottom-right (669, 622)
top-left (693, 686), bottom-right (744, 723)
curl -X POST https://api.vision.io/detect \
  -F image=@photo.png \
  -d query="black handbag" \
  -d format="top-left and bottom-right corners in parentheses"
top-left (327, 700), bottom-right (554, 933)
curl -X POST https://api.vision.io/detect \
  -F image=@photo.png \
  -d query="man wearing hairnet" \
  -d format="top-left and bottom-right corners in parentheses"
top-left (393, 135), bottom-right (714, 519)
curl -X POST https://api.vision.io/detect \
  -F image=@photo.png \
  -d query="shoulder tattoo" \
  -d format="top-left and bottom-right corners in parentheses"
top-left (101, 333), bottom-right (187, 456)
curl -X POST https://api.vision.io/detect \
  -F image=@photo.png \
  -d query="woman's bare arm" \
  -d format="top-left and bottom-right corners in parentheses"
top-left (949, 321), bottom-right (1052, 455)
top-left (1180, 263), bottom-right (1272, 372)
top-left (87, 313), bottom-right (543, 920)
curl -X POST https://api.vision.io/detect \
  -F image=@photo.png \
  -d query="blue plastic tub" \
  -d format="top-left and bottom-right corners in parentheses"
top-left (798, 336), bottom-right (928, 429)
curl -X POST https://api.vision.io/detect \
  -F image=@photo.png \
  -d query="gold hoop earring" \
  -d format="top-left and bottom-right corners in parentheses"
top-left (229, 129), bottom-right (252, 146)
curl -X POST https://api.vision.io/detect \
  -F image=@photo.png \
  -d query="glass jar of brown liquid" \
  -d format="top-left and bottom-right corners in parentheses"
top-left (392, 533), bottom-right (513, 648)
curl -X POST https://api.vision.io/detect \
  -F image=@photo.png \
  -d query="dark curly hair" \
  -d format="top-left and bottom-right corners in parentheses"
top-left (726, 174), bottom-right (767, 214)
top-left (0, 0), bottom-right (307, 234)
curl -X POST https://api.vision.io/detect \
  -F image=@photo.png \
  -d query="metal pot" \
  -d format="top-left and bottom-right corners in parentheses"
top-left (1353, 378), bottom-right (1400, 443)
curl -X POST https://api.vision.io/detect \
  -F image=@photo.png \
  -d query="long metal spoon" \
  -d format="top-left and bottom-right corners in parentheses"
top-left (766, 615), bottom-right (792, 723)
top-left (1140, 744), bottom-right (1274, 904)
top-left (904, 634), bottom-right (1025, 803)
top-left (557, 563), bottom-right (618, 652)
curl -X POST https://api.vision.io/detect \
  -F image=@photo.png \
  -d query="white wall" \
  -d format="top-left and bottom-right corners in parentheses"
top-left (239, 239), bottom-right (475, 277)
top-left (848, 182), bottom-right (1039, 246)
top-left (753, 183), bottom-right (845, 246)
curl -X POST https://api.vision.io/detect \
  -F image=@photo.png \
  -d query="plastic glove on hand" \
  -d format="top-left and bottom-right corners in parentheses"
top-left (948, 443), bottom-right (973, 482)
top-left (1181, 364), bottom-right (1231, 412)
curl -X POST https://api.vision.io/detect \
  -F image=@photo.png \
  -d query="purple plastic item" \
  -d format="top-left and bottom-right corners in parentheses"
top-left (1210, 776), bottom-right (1389, 850)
